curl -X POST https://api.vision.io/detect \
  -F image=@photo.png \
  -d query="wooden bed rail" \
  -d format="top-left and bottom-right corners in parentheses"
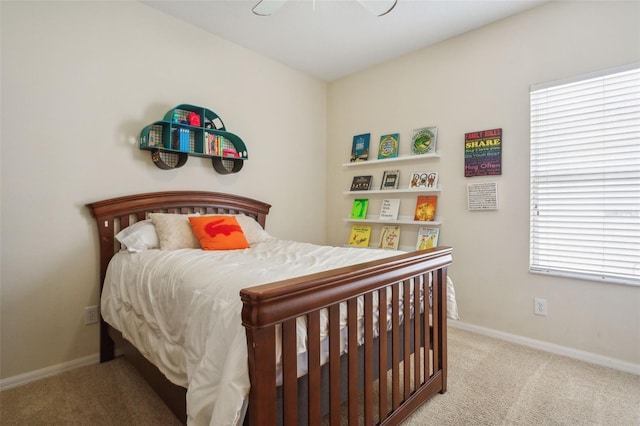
top-left (241, 246), bottom-right (452, 425)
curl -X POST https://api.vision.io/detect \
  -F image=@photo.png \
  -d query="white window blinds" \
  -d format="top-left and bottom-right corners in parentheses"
top-left (530, 63), bottom-right (640, 286)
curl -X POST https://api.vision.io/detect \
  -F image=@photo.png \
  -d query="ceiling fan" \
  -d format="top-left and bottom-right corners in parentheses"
top-left (252, 0), bottom-right (398, 17)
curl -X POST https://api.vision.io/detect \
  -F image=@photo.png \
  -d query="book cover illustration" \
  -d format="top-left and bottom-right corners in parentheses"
top-left (379, 225), bottom-right (401, 250)
top-left (350, 133), bottom-right (371, 162)
top-left (348, 225), bottom-right (372, 248)
top-left (414, 195), bottom-right (438, 221)
top-left (409, 172), bottom-right (439, 189)
top-left (411, 127), bottom-right (438, 155)
top-left (416, 227), bottom-right (439, 250)
top-left (350, 199), bottom-right (369, 219)
top-left (350, 175), bottom-right (373, 191)
top-left (380, 170), bottom-right (400, 190)
top-left (379, 199), bottom-right (400, 220)
top-left (377, 133), bottom-right (400, 159)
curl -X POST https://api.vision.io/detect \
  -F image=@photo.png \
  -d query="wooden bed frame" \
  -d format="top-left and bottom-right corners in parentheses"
top-left (87, 191), bottom-right (452, 425)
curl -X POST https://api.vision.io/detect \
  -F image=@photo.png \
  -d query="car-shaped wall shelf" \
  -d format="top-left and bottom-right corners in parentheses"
top-left (139, 104), bottom-right (248, 174)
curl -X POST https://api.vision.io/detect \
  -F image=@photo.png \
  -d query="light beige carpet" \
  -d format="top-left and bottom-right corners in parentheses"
top-left (0, 356), bottom-right (182, 425)
top-left (1, 327), bottom-right (638, 425)
top-left (403, 327), bottom-right (640, 426)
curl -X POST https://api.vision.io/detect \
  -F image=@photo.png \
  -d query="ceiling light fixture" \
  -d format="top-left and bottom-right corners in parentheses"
top-left (252, 0), bottom-right (397, 17)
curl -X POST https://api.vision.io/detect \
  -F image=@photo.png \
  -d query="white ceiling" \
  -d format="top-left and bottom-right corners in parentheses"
top-left (142, 0), bottom-right (547, 82)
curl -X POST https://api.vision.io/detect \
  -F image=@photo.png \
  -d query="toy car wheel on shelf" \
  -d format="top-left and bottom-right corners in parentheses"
top-left (212, 157), bottom-right (243, 174)
top-left (151, 150), bottom-right (188, 170)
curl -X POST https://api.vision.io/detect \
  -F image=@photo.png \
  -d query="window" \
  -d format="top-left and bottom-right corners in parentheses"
top-left (530, 63), bottom-right (640, 286)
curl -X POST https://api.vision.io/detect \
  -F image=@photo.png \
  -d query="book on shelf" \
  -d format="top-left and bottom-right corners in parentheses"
top-left (416, 227), bottom-right (439, 250)
top-left (411, 127), bottom-right (438, 155)
top-left (378, 199), bottom-right (400, 220)
top-left (350, 199), bottom-right (369, 219)
top-left (377, 133), bottom-right (400, 159)
top-left (350, 175), bottom-right (373, 191)
top-left (348, 225), bottom-right (372, 248)
top-left (408, 171), bottom-right (439, 189)
top-left (414, 195), bottom-right (438, 221)
top-left (380, 170), bottom-right (400, 190)
top-left (379, 225), bottom-right (401, 250)
top-left (350, 133), bottom-right (371, 162)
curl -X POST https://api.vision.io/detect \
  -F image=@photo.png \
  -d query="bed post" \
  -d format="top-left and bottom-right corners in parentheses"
top-left (435, 266), bottom-right (448, 393)
top-left (243, 325), bottom-right (278, 425)
top-left (95, 216), bottom-right (118, 362)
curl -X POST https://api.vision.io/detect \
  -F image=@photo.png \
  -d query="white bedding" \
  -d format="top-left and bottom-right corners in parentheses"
top-left (101, 239), bottom-right (457, 426)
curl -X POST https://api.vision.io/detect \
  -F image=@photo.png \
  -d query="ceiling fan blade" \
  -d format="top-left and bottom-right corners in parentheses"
top-left (252, 0), bottom-right (288, 16)
top-left (358, 0), bottom-right (397, 17)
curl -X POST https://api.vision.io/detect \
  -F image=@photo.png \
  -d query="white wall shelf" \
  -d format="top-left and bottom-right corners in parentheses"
top-left (344, 216), bottom-right (442, 226)
top-left (343, 187), bottom-right (441, 195)
top-left (342, 153), bottom-right (439, 167)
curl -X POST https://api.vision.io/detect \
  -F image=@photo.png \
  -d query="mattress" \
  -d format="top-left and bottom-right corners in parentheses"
top-left (101, 238), bottom-right (457, 425)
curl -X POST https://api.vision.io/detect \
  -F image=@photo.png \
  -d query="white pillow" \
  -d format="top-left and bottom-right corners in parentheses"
top-left (115, 220), bottom-right (160, 252)
top-left (149, 213), bottom-right (200, 250)
top-left (234, 214), bottom-right (272, 244)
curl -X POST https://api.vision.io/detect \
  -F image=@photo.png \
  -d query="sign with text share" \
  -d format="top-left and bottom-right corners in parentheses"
top-left (464, 128), bottom-right (502, 177)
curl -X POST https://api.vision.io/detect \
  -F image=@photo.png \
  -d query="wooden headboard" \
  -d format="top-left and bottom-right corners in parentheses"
top-left (86, 191), bottom-right (271, 287)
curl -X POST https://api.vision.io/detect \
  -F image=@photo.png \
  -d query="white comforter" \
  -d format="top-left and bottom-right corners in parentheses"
top-left (102, 239), bottom-right (421, 425)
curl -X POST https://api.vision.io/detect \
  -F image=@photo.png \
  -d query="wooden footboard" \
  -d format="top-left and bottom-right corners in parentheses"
top-left (241, 247), bottom-right (452, 425)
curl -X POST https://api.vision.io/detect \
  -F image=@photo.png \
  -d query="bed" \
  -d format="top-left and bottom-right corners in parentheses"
top-left (86, 190), bottom-right (454, 425)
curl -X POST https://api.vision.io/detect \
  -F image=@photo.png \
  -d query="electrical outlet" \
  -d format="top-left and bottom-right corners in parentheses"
top-left (84, 305), bottom-right (99, 325)
top-left (534, 298), bottom-right (547, 316)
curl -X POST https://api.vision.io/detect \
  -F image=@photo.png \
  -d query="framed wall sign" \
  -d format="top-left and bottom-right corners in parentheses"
top-left (464, 128), bottom-right (502, 177)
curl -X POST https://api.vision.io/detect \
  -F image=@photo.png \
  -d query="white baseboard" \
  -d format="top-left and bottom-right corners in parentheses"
top-left (0, 353), bottom-right (100, 391)
top-left (449, 320), bottom-right (640, 376)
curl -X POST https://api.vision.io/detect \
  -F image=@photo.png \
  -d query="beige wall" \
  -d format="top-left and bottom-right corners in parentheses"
top-left (327, 1), bottom-right (640, 365)
top-left (0, 1), bottom-right (327, 379)
top-left (2, 0), bottom-right (639, 383)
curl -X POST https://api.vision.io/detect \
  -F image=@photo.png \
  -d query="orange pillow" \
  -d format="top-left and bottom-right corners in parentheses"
top-left (188, 216), bottom-right (250, 250)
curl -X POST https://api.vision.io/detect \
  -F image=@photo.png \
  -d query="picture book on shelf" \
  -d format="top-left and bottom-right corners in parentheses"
top-left (350, 175), bottom-right (373, 191)
top-left (411, 127), bottom-right (438, 155)
top-left (380, 170), bottom-right (400, 190)
top-left (350, 133), bottom-right (371, 162)
top-left (350, 199), bottom-right (369, 219)
top-left (379, 199), bottom-right (400, 220)
top-left (379, 225), bottom-right (401, 250)
top-left (377, 133), bottom-right (400, 159)
top-left (414, 195), bottom-right (438, 221)
top-left (416, 227), bottom-right (439, 250)
top-left (348, 225), bottom-right (372, 248)
top-left (408, 172), bottom-right (439, 189)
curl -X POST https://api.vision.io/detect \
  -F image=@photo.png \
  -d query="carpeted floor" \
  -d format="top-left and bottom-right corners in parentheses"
top-left (1, 327), bottom-right (638, 425)
top-left (403, 328), bottom-right (640, 425)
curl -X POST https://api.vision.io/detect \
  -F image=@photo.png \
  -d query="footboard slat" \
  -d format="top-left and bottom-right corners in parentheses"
top-left (347, 298), bottom-right (358, 425)
top-left (307, 311), bottom-right (321, 426)
top-left (378, 288), bottom-right (388, 421)
top-left (432, 271), bottom-right (440, 383)
top-left (403, 279), bottom-right (411, 399)
top-left (423, 275), bottom-right (432, 381)
top-left (329, 304), bottom-right (341, 425)
top-left (241, 247), bottom-right (452, 426)
top-left (391, 283), bottom-right (401, 410)
top-left (363, 293), bottom-right (374, 426)
top-left (413, 276), bottom-right (422, 388)
top-left (282, 318), bottom-right (297, 426)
